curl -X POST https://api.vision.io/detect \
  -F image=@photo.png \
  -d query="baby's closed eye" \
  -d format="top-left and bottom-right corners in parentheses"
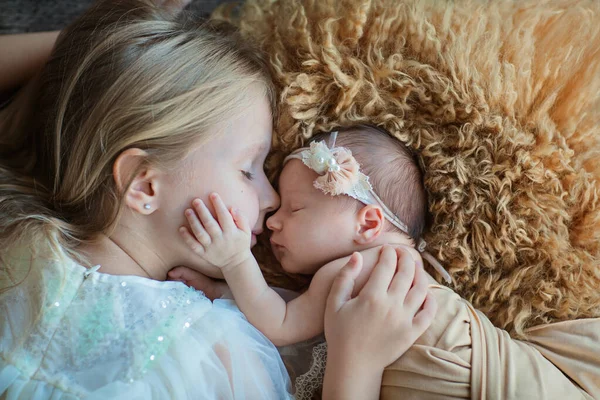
top-left (288, 200), bottom-right (305, 210)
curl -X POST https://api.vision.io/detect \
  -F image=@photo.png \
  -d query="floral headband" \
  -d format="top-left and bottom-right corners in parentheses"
top-left (284, 131), bottom-right (452, 283)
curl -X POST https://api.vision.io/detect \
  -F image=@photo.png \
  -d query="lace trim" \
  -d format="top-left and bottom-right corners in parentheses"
top-left (294, 342), bottom-right (327, 400)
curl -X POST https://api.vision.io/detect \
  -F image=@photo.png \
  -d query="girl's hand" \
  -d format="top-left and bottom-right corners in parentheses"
top-left (179, 193), bottom-right (253, 273)
top-left (325, 245), bottom-right (437, 370)
top-left (168, 266), bottom-right (229, 300)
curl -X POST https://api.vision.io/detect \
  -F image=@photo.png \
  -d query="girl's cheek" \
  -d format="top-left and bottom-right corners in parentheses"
top-left (250, 199), bottom-right (262, 227)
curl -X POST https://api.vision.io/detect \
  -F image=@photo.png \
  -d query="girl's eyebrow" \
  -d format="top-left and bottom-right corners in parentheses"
top-left (237, 143), bottom-right (268, 163)
top-left (247, 142), bottom-right (269, 156)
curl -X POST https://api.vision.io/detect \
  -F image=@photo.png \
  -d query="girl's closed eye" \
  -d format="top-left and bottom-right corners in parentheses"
top-left (241, 170), bottom-right (254, 180)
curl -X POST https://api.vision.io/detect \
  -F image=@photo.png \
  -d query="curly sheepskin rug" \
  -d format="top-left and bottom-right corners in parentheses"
top-left (216, 0), bottom-right (600, 337)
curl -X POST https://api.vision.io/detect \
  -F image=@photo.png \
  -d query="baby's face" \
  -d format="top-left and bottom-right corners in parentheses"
top-left (266, 160), bottom-right (360, 275)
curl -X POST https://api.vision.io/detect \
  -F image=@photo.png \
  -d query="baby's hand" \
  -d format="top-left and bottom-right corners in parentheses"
top-left (179, 193), bottom-right (253, 273)
top-left (168, 266), bottom-right (229, 300)
top-left (324, 246), bottom-right (437, 371)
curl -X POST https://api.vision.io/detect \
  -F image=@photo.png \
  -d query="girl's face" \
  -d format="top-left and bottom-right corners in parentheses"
top-left (160, 89), bottom-right (279, 277)
top-left (266, 160), bottom-right (360, 275)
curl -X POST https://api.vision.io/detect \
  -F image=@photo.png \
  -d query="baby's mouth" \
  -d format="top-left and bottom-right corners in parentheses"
top-left (269, 238), bottom-right (285, 259)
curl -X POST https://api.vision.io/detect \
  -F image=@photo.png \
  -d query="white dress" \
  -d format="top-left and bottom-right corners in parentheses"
top-left (0, 246), bottom-right (293, 399)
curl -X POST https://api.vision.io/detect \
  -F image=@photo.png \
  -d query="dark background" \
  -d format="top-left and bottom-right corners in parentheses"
top-left (0, 0), bottom-right (226, 34)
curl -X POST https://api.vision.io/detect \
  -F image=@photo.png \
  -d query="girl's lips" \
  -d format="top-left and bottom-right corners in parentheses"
top-left (251, 230), bottom-right (262, 247)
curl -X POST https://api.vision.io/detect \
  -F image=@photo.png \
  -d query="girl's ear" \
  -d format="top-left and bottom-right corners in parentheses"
top-left (113, 148), bottom-right (160, 214)
top-left (353, 204), bottom-right (385, 245)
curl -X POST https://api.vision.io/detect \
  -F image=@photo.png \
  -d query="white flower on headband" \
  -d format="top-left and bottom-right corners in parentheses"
top-left (301, 141), bottom-right (372, 197)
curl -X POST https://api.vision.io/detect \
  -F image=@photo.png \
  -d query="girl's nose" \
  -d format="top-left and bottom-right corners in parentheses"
top-left (261, 181), bottom-right (280, 214)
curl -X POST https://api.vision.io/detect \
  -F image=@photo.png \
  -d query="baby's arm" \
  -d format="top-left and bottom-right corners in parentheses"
top-left (222, 252), bottom-right (346, 346)
top-left (180, 197), bottom-right (421, 347)
top-left (180, 193), bottom-right (336, 346)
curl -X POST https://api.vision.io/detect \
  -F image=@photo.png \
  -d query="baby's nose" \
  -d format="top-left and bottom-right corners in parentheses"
top-left (266, 212), bottom-right (282, 231)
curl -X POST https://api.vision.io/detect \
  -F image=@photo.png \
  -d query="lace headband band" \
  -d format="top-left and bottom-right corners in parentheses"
top-left (283, 131), bottom-right (452, 283)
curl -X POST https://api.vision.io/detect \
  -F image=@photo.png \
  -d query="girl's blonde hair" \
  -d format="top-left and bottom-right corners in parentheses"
top-left (0, 0), bottom-right (274, 285)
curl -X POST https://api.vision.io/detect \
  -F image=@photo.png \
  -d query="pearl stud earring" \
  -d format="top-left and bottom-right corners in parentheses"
top-left (144, 204), bottom-right (151, 210)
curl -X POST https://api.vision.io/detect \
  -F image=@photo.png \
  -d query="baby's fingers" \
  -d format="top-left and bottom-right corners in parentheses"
top-left (179, 226), bottom-right (205, 255)
top-left (192, 198), bottom-right (222, 238)
top-left (231, 208), bottom-right (251, 234)
top-left (185, 208), bottom-right (211, 246)
top-left (209, 193), bottom-right (236, 233)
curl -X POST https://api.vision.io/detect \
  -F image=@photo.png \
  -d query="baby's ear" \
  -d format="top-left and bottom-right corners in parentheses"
top-left (354, 205), bottom-right (385, 245)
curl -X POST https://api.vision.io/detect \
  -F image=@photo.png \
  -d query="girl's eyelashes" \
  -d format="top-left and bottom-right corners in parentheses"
top-left (241, 170), bottom-right (255, 180)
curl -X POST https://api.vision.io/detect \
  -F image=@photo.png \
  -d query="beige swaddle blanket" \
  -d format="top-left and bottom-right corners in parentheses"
top-left (295, 285), bottom-right (600, 399)
top-left (382, 285), bottom-right (600, 399)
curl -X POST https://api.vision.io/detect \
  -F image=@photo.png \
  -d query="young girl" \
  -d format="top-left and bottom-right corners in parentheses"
top-left (0, 1), bottom-right (432, 399)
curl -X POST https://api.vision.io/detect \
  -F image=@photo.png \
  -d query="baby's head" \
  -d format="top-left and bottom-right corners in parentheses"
top-left (267, 125), bottom-right (427, 274)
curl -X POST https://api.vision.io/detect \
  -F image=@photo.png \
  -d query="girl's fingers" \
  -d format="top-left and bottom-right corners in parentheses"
top-left (231, 208), bottom-right (251, 233)
top-left (403, 266), bottom-right (429, 314)
top-left (360, 246), bottom-right (397, 297)
top-left (412, 292), bottom-right (437, 333)
top-left (179, 226), bottom-right (205, 255)
top-left (388, 246), bottom-right (418, 299)
top-left (398, 245), bottom-right (423, 271)
top-left (185, 208), bottom-right (211, 246)
top-left (167, 266), bottom-right (227, 299)
top-left (192, 198), bottom-right (222, 238)
top-left (326, 253), bottom-right (362, 313)
top-left (209, 193), bottom-right (236, 232)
